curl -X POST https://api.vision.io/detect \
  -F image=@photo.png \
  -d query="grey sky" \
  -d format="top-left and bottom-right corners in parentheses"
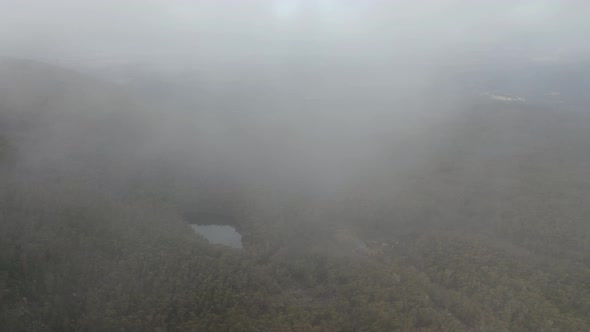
top-left (1, 0), bottom-right (588, 68)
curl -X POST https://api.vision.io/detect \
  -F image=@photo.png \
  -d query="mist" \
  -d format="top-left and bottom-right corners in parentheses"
top-left (2, 1), bottom-right (590, 331)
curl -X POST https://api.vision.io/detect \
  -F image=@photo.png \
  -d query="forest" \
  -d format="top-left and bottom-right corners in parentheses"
top-left (1, 58), bottom-right (589, 332)
top-left (2, 1), bottom-right (590, 331)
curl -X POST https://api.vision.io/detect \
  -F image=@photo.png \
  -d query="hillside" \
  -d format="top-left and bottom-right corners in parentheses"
top-left (1, 60), bottom-right (589, 331)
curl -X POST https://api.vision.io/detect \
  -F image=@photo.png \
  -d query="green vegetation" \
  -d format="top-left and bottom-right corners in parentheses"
top-left (1, 62), bottom-right (589, 331)
top-left (2, 183), bottom-right (589, 331)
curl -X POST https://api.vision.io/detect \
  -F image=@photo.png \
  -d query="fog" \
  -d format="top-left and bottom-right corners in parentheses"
top-left (3, 1), bottom-right (590, 330)
top-left (2, 0), bottom-right (588, 66)
top-left (2, 0), bottom-right (590, 231)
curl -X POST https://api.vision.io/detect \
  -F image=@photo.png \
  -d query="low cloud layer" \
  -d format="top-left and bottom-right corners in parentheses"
top-left (1, 0), bottom-right (588, 68)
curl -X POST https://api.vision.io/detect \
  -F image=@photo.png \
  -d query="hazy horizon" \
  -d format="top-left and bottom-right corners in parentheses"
top-left (2, 0), bottom-right (589, 70)
top-left (2, 1), bottom-right (590, 331)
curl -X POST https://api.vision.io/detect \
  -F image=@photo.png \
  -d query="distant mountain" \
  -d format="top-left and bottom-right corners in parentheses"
top-left (439, 60), bottom-right (590, 107)
top-left (0, 58), bottom-right (157, 190)
top-left (0, 57), bottom-right (134, 115)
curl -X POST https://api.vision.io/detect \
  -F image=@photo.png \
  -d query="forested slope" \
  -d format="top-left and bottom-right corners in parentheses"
top-left (1, 60), bottom-right (589, 331)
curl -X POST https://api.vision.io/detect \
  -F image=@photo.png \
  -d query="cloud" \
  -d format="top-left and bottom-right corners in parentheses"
top-left (0, 0), bottom-right (588, 67)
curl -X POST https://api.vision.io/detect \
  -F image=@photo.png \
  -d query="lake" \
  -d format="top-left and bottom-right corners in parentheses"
top-left (190, 224), bottom-right (243, 249)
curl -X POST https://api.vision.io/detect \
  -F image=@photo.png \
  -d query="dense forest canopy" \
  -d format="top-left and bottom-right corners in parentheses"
top-left (2, 1), bottom-right (590, 331)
